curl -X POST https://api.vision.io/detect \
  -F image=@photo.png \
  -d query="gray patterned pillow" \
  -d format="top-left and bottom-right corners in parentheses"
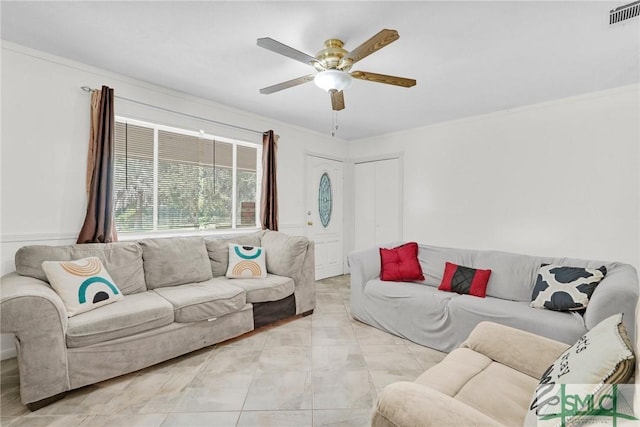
top-left (530, 264), bottom-right (606, 311)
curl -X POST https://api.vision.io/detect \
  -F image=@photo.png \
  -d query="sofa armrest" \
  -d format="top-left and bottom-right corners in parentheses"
top-left (461, 321), bottom-right (569, 380)
top-left (1, 272), bottom-right (68, 333)
top-left (584, 263), bottom-right (638, 343)
top-left (261, 231), bottom-right (315, 314)
top-left (347, 246), bottom-right (381, 282)
top-left (1, 272), bottom-right (70, 404)
top-left (373, 381), bottom-right (503, 427)
top-left (347, 246), bottom-right (382, 320)
top-left (295, 240), bottom-right (315, 314)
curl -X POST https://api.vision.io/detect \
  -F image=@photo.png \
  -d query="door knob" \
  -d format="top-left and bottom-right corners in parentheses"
top-left (307, 221), bottom-right (313, 226)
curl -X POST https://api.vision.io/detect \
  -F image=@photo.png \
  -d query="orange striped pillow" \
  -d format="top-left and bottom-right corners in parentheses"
top-left (226, 244), bottom-right (267, 279)
top-left (41, 257), bottom-right (123, 317)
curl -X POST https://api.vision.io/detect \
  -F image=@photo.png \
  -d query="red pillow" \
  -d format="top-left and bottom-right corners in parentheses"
top-left (438, 262), bottom-right (491, 298)
top-left (379, 242), bottom-right (425, 282)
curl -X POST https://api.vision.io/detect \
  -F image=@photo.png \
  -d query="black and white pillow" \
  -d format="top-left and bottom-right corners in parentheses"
top-left (530, 264), bottom-right (606, 311)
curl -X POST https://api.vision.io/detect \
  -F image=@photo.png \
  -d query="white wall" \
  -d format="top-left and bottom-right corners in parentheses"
top-left (0, 42), bottom-right (348, 358)
top-left (348, 86), bottom-right (640, 269)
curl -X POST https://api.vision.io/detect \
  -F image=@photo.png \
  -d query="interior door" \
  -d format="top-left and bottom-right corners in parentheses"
top-left (305, 155), bottom-right (344, 280)
top-left (354, 157), bottom-right (402, 250)
top-left (373, 158), bottom-right (402, 244)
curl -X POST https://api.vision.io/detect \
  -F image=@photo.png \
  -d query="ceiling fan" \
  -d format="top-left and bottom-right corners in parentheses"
top-left (257, 29), bottom-right (416, 111)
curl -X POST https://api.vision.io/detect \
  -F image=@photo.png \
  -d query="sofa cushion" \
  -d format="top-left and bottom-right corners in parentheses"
top-left (42, 257), bottom-right (124, 317)
top-left (374, 381), bottom-right (503, 427)
top-left (438, 262), bottom-right (491, 298)
top-left (416, 244), bottom-right (476, 287)
top-left (66, 291), bottom-right (174, 348)
top-left (418, 243), bottom-right (542, 301)
top-left (462, 321), bottom-right (570, 380)
top-left (363, 279), bottom-right (462, 351)
top-left (226, 244), bottom-right (267, 279)
top-left (139, 237), bottom-right (212, 289)
top-left (415, 347), bottom-right (537, 427)
top-left (416, 244), bottom-right (615, 303)
top-left (530, 264), bottom-right (607, 311)
top-left (15, 242), bottom-right (147, 295)
top-left (470, 250), bottom-right (540, 302)
top-left (528, 313), bottom-right (635, 425)
top-left (448, 294), bottom-right (587, 346)
top-left (261, 230), bottom-right (308, 278)
top-left (414, 347), bottom-right (492, 396)
top-left (456, 362), bottom-right (537, 427)
top-left (205, 231), bottom-right (263, 277)
top-left (219, 274), bottom-right (294, 303)
top-left (152, 279), bottom-right (246, 322)
top-left (380, 242), bottom-right (424, 282)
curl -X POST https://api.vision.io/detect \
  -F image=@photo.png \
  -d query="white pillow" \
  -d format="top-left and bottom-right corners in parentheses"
top-left (226, 244), bottom-right (267, 279)
top-left (42, 257), bottom-right (123, 317)
top-left (527, 313), bottom-right (635, 426)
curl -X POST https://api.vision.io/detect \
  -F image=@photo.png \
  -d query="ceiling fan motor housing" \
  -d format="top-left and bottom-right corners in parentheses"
top-left (314, 39), bottom-right (352, 71)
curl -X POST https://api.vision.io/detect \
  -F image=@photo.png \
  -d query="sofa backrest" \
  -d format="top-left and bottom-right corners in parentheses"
top-left (138, 236), bottom-right (212, 289)
top-left (203, 230), bottom-right (310, 277)
top-left (15, 242), bottom-right (147, 295)
top-left (14, 230), bottom-right (310, 294)
top-left (204, 231), bottom-right (263, 277)
top-left (473, 250), bottom-right (542, 301)
top-left (417, 243), bottom-right (618, 302)
top-left (261, 230), bottom-right (309, 278)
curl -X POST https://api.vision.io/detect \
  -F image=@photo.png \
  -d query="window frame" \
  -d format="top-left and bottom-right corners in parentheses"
top-left (113, 116), bottom-right (262, 239)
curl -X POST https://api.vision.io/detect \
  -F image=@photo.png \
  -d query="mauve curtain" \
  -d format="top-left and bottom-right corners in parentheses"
top-left (260, 130), bottom-right (279, 231)
top-left (77, 85), bottom-right (118, 243)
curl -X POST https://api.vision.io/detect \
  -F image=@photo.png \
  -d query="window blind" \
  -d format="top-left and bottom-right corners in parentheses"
top-left (236, 145), bottom-right (258, 227)
top-left (114, 118), bottom-right (260, 233)
top-left (114, 122), bottom-right (154, 231)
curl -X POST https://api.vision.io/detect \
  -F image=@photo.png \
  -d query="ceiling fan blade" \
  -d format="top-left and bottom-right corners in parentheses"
top-left (259, 74), bottom-right (315, 94)
top-left (351, 71), bottom-right (416, 88)
top-left (342, 29), bottom-right (399, 66)
top-left (330, 90), bottom-right (345, 111)
top-left (257, 37), bottom-right (318, 66)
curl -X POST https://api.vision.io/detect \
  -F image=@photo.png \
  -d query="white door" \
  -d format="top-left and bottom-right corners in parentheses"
top-left (354, 158), bottom-right (402, 250)
top-left (305, 155), bottom-right (344, 279)
top-left (354, 162), bottom-right (376, 250)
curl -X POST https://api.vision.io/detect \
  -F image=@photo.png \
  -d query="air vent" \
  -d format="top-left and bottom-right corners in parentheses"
top-left (610, 1), bottom-right (640, 25)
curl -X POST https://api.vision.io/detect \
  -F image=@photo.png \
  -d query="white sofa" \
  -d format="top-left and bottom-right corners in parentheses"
top-left (348, 242), bottom-right (638, 352)
top-left (372, 317), bottom-right (635, 427)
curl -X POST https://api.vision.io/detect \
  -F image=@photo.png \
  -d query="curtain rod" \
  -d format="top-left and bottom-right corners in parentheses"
top-left (81, 86), bottom-right (265, 136)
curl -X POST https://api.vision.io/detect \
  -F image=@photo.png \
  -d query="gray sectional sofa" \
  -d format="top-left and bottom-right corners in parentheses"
top-left (349, 242), bottom-right (638, 352)
top-left (1, 230), bottom-right (315, 409)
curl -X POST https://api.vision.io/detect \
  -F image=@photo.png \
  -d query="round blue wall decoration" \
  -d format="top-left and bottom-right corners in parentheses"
top-left (318, 172), bottom-right (332, 228)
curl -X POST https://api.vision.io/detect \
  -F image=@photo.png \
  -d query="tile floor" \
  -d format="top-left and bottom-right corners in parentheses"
top-left (0, 275), bottom-right (446, 427)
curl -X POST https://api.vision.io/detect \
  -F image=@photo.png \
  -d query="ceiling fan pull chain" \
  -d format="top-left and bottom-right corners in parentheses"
top-left (331, 111), bottom-right (339, 137)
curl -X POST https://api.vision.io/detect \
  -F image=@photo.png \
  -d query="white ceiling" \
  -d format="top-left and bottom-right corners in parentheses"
top-left (2, 1), bottom-right (638, 141)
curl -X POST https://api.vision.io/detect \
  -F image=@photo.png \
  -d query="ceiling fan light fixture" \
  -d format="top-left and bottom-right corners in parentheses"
top-left (314, 69), bottom-right (352, 92)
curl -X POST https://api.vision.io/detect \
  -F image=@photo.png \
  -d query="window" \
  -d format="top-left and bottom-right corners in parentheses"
top-left (114, 117), bottom-right (260, 234)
